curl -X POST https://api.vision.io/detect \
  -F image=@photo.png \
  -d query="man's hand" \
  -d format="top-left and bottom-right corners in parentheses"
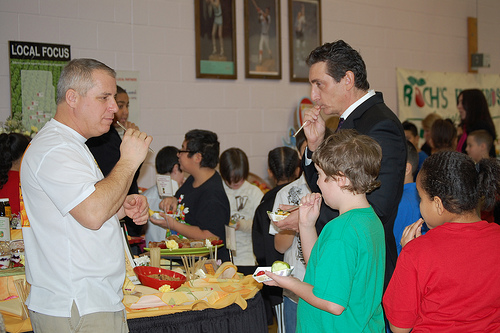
top-left (273, 204), bottom-right (299, 232)
top-left (123, 194), bottom-right (149, 225)
top-left (400, 218), bottom-right (425, 248)
top-left (119, 128), bottom-right (152, 170)
top-left (159, 197), bottom-right (178, 212)
top-left (303, 105), bottom-right (326, 151)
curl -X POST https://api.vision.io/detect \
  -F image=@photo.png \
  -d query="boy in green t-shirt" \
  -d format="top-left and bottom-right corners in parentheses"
top-left (265, 129), bottom-right (386, 332)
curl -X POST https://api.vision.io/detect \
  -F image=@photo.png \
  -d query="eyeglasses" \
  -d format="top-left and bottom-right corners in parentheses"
top-left (178, 150), bottom-right (192, 154)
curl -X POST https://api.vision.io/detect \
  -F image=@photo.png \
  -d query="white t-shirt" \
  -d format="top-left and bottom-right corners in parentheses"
top-left (223, 180), bottom-right (263, 266)
top-left (143, 179), bottom-right (179, 245)
top-left (21, 119), bottom-right (126, 317)
top-left (269, 174), bottom-right (309, 302)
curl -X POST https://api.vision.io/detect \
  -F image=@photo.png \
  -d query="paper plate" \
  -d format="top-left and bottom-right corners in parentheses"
top-left (252, 266), bottom-right (294, 283)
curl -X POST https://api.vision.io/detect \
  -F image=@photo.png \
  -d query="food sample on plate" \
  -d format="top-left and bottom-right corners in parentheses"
top-left (271, 260), bottom-right (291, 272)
top-left (134, 266), bottom-right (186, 290)
top-left (148, 241), bottom-right (167, 249)
top-left (190, 240), bottom-right (204, 248)
top-left (148, 235), bottom-right (223, 250)
top-left (252, 260), bottom-right (294, 283)
top-left (148, 208), bottom-right (179, 220)
top-left (165, 210), bottom-right (178, 218)
top-left (267, 208), bottom-right (291, 222)
top-left (165, 239), bottom-right (179, 250)
top-left (147, 273), bottom-right (182, 281)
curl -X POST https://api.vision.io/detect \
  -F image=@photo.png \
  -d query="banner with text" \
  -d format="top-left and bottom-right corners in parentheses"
top-left (9, 41), bottom-right (71, 132)
top-left (397, 68), bottom-right (500, 135)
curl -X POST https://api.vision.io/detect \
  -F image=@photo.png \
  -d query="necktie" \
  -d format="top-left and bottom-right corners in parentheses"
top-left (335, 118), bottom-right (345, 132)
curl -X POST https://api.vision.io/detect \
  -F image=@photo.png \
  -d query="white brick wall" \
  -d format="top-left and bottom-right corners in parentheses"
top-left (1, 0), bottom-right (498, 188)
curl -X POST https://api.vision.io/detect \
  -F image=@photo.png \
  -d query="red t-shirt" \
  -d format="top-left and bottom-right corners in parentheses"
top-left (383, 221), bottom-right (500, 332)
top-left (0, 170), bottom-right (21, 214)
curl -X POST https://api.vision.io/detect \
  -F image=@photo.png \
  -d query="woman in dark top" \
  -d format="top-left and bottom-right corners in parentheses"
top-left (456, 89), bottom-right (497, 157)
top-left (252, 146), bottom-right (300, 325)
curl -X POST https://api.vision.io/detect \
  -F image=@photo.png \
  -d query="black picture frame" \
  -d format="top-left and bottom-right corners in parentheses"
top-left (244, 0), bottom-right (282, 79)
top-left (288, 0), bottom-right (322, 82)
top-left (195, 0), bottom-right (237, 79)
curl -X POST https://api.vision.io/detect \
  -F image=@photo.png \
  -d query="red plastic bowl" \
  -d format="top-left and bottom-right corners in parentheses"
top-left (133, 266), bottom-right (186, 290)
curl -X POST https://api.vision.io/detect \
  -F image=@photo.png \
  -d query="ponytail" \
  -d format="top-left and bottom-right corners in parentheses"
top-left (0, 133), bottom-right (30, 189)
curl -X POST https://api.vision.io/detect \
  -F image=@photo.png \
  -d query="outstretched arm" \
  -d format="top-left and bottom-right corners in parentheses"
top-left (264, 272), bottom-right (345, 315)
top-left (251, 0), bottom-right (262, 13)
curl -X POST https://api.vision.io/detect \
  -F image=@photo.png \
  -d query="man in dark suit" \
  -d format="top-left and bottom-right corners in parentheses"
top-left (275, 40), bottom-right (406, 289)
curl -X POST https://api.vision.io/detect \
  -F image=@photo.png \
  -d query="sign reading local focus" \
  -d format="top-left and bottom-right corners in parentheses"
top-left (9, 41), bottom-right (71, 131)
top-left (397, 67), bottom-right (500, 135)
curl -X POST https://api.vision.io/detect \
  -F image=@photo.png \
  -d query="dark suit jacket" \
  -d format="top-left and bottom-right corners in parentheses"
top-left (303, 92), bottom-right (407, 289)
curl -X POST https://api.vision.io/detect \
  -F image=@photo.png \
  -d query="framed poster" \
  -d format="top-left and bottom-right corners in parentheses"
top-left (244, 0), bottom-right (281, 79)
top-left (288, 0), bottom-right (321, 82)
top-left (195, 0), bottom-right (237, 79)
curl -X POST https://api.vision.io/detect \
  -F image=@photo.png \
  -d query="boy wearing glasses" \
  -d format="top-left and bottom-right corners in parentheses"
top-left (153, 129), bottom-right (231, 262)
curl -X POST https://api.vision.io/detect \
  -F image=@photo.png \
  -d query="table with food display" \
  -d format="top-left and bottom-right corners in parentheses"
top-left (1, 230), bottom-right (270, 333)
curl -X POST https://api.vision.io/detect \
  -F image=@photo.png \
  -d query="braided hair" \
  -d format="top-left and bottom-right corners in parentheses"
top-left (268, 146), bottom-right (299, 184)
top-left (419, 151), bottom-right (500, 214)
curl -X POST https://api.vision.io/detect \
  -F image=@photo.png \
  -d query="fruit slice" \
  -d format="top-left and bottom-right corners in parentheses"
top-left (271, 260), bottom-right (290, 272)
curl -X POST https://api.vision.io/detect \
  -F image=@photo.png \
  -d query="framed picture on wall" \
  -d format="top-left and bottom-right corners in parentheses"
top-left (195, 0), bottom-right (237, 79)
top-left (288, 0), bottom-right (322, 82)
top-left (244, 0), bottom-right (282, 79)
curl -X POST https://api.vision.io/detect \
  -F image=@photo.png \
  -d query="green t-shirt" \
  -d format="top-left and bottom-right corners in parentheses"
top-left (297, 207), bottom-right (385, 332)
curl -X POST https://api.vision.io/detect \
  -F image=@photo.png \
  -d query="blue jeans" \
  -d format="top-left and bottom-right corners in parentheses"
top-left (284, 296), bottom-right (297, 333)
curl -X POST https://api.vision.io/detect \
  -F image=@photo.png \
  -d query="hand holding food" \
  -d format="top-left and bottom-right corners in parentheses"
top-left (263, 270), bottom-right (301, 289)
top-left (159, 196), bottom-right (178, 212)
top-left (252, 260), bottom-right (293, 283)
top-left (119, 128), bottom-right (153, 168)
top-left (267, 208), bottom-right (290, 223)
top-left (303, 105), bottom-right (326, 151)
top-left (272, 207), bottom-right (300, 232)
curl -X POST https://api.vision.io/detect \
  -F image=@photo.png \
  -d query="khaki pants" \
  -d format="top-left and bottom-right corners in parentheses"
top-left (29, 302), bottom-right (129, 333)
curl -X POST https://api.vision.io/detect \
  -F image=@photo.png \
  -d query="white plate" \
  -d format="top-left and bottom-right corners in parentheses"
top-left (252, 266), bottom-right (294, 283)
top-left (151, 212), bottom-right (165, 220)
top-left (151, 212), bottom-right (179, 220)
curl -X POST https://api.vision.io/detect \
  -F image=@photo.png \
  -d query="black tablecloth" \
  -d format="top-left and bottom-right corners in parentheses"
top-left (128, 291), bottom-right (268, 333)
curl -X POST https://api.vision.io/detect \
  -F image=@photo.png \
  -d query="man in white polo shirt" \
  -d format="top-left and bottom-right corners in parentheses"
top-left (20, 58), bottom-right (152, 333)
